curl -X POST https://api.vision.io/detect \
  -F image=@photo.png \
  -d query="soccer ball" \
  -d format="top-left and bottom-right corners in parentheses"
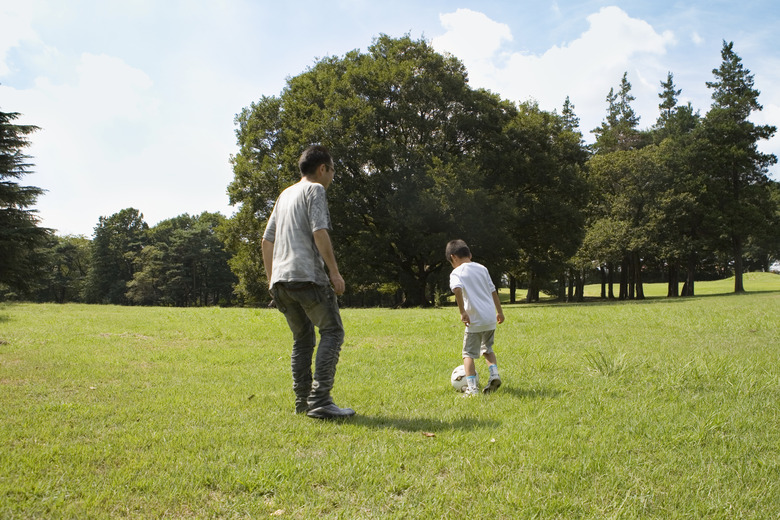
top-left (450, 365), bottom-right (477, 392)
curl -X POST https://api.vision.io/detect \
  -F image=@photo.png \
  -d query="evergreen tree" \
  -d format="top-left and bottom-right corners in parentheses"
top-left (586, 73), bottom-right (653, 300)
top-left (0, 108), bottom-right (50, 296)
top-left (33, 234), bottom-right (92, 303)
top-left (591, 72), bottom-right (647, 153)
top-left (650, 72), bottom-right (704, 296)
top-left (701, 41), bottom-right (777, 293)
top-left (84, 208), bottom-right (148, 304)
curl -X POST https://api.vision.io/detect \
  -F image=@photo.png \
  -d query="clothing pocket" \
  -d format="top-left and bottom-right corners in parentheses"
top-left (270, 286), bottom-right (287, 313)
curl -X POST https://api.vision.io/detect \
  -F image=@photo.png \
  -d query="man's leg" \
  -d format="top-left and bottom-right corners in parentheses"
top-left (300, 285), bottom-right (345, 410)
top-left (274, 285), bottom-right (316, 413)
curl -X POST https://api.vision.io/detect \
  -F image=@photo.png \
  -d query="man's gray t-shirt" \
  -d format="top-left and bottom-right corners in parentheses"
top-left (263, 179), bottom-right (331, 288)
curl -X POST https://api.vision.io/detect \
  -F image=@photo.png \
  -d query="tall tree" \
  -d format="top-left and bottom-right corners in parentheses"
top-left (701, 41), bottom-right (777, 293)
top-left (85, 208), bottom-right (148, 304)
top-left (34, 234), bottom-right (92, 303)
top-left (502, 101), bottom-right (588, 302)
top-left (586, 73), bottom-right (652, 299)
top-left (228, 35), bottom-right (515, 306)
top-left (0, 108), bottom-right (50, 296)
top-left (128, 212), bottom-right (236, 306)
top-left (650, 72), bottom-right (704, 296)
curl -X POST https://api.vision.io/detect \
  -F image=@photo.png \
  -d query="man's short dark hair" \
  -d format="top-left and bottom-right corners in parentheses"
top-left (446, 239), bottom-right (471, 261)
top-left (299, 145), bottom-right (333, 176)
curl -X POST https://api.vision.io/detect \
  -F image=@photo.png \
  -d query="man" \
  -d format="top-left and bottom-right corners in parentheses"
top-left (261, 145), bottom-right (355, 420)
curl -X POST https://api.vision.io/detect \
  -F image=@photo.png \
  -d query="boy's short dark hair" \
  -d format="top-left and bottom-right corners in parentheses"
top-left (446, 239), bottom-right (471, 261)
top-left (298, 145), bottom-right (333, 176)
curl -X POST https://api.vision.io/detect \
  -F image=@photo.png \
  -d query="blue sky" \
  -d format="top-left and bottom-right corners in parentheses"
top-left (2, 0), bottom-right (779, 236)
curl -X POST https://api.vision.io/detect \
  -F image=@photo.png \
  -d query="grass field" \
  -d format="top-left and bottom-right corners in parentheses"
top-left (1, 273), bottom-right (779, 519)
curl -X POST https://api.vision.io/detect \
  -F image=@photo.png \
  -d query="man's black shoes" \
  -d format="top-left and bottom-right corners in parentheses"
top-left (306, 404), bottom-right (356, 420)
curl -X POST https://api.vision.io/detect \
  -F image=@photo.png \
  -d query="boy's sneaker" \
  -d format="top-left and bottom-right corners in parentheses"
top-left (463, 386), bottom-right (480, 398)
top-left (483, 375), bottom-right (502, 394)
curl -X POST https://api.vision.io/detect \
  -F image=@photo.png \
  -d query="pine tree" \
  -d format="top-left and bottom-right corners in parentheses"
top-left (0, 108), bottom-right (50, 295)
top-left (702, 41), bottom-right (777, 293)
top-left (591, 72), bottom-right (645, 153)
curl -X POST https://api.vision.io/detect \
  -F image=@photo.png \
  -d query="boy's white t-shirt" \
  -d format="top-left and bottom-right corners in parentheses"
top-left (449, 261), bottom-right (497, 333)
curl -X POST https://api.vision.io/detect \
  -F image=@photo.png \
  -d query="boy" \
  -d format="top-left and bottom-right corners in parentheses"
top-left (446, 239), bottom-right (504, 396)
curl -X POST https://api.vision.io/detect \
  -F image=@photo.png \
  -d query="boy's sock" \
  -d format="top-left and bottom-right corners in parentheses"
top-left (466, 375), bottom-right (478, 393)
top-left (488, 364), bottom-right (499, 379)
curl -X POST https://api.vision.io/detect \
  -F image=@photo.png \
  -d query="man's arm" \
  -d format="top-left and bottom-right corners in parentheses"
top-left (261, 238), bottom-right (274, 287)
top-left (312, 228), bottom-right (345, 295)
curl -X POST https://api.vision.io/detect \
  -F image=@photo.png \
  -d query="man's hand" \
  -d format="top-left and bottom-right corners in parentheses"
top-left (330, 272), bottom-right (345, 295)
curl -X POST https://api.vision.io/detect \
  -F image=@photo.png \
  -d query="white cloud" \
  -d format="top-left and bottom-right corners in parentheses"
top-left (2, 52), bottom-right (165, 234)
top-left (433, 8), bottom-right (513, 78)
top-left (433, 6), bottom-right (676, 138)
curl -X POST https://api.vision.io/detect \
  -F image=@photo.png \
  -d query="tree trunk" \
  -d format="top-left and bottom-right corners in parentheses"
top-left (667, 262), bottom-right (679, 297)
top-left (733, 236), bottom-right (745, 293)
top-left (681, 252), bottom-right (696, 296)
top-left (567, 268), bottom-right (575, 301)
top-left (509, 275), bottom-right (517, 304)
top-left (558, 271), bottom-right (566, 301)
top-left (575, 269), bottom-right (585, 302)
top-left (607, 262), bottom-right (616, 299)
top-left (633, 251), bottom-right (644, 300)
top-left (600, 265), bottom-right (607, 299)
top-left (525, 271), bottom-right (538, 303)
top-left (618, 260), bottom-right (626, 299)
top-left (619, 254), bottom-right (630, 299)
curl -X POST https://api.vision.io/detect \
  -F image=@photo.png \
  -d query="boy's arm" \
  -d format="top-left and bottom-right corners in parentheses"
top-left (492, 290), bottom-right (505, 324)
top-left (453, 287), bottom-right (470, 326)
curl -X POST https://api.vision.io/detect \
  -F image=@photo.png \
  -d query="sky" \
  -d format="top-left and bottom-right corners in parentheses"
top-left (2, 0), bottom-right (779, 237)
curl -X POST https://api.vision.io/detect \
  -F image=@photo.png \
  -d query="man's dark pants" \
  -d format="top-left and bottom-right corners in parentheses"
top-left (271, 282), bottom-right (344, 412)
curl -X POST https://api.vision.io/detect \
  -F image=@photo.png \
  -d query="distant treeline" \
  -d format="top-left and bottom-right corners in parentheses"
top-left (2, 37), bottom-right (779, 307)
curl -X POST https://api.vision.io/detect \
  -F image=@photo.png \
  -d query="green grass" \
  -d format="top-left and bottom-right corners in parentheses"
top-left (1, 273), bottom-right (779, 518)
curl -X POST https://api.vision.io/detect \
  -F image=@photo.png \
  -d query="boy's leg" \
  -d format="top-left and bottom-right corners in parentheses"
top-left (462, 332), bottom-right (481, 396)
top-left (480, 331), bottom-right (502, 394)
top-left (463, 356), bottom-right (477, 376)
top-left (463, 356), bottom-right (479, 396)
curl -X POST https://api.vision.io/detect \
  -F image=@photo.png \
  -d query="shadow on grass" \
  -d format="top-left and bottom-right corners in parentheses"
top-left (351, 414), bottom-right (499, 432)
top-left (349, 385), bottom-right (560, 432)
top-left (501, 385), bottom-right (563, 400)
